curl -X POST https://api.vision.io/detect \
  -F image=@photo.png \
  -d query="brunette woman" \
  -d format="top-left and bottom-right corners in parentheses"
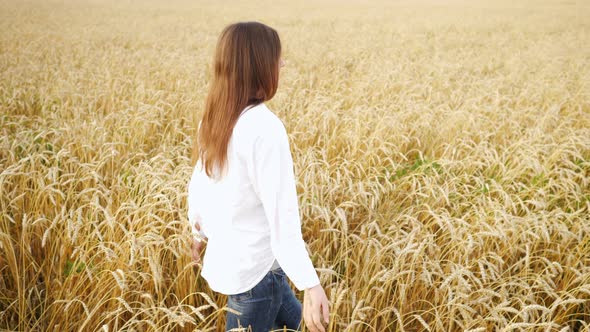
top-left (187, 21), bottom-right (330, 332)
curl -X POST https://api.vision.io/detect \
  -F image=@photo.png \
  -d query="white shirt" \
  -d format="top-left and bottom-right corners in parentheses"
top-left (187, 102), bottom-right (320, 295)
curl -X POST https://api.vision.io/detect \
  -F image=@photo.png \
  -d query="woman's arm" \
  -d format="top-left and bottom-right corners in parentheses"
top-left (247, 119), bottom-right (320, 291)
top-left (248, 118), bottom-right (330, 331)
top-left (187, 160), bottom-right (207, 264)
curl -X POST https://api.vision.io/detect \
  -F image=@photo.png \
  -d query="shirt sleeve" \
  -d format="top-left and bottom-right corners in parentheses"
top-left (248, 121), bottom-right (320, 291)
top-left (187, 120), bottom-right (207, 242)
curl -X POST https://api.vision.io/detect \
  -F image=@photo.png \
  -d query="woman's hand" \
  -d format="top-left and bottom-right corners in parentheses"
top-left (191, 221), bottom-right (205, 265)
top-left (191, 237), bottom-right (204, 265)
top-left (303, 284), bottom-right (330, 332)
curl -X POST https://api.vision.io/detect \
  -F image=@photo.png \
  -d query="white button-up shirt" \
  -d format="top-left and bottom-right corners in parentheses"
top-left (187, 102), bottom-right (320, 295)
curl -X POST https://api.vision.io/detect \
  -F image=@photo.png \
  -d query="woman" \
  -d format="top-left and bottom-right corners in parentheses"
top-left (187, 21), bottom-right (330, 332)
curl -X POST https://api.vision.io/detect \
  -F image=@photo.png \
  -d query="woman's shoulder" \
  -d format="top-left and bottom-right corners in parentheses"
top-left (236, 103), bottom-right (286, 139)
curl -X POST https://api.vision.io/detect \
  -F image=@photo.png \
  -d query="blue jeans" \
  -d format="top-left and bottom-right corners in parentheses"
top-left (225, 266), bottom-right (302, 331)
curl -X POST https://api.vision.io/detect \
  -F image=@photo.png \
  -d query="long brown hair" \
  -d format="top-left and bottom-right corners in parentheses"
top-left (192, 21), bottom-right (282, 179)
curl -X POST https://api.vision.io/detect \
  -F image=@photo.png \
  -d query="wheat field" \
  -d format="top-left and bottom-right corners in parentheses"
top-left (1, 0), bottom-right (589, 331)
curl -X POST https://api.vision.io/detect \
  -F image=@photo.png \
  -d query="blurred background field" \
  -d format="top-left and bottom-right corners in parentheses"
top-left (1, 0), bottom-right (589, 331)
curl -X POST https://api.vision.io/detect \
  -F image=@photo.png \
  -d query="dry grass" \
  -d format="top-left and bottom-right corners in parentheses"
top-left (1, 0), bottom-right (589, 331)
